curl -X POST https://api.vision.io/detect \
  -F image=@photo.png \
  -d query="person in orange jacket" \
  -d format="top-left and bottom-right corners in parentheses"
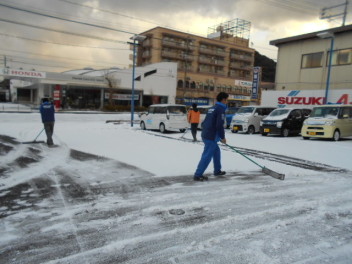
top-left (188, 103), bottom-right (201, 141)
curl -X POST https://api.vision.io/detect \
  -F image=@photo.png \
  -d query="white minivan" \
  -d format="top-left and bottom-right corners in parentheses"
top-left (230, 106), bottom-right (276, 134)
top-left (140, 104), bottom-right (188, 133)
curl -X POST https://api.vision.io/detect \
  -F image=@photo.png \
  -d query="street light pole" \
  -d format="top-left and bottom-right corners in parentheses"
top-left (325, 36), bottom-right (334, 104)
top-left (131, 38), bottom-right (137, 127)
top-left (317, 31), bottom-right (334, 104)
top-left (129, 34), bottom-right (146, 127)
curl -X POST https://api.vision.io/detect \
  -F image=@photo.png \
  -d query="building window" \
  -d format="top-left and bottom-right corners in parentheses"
top-left (301, 52), bottom-right (323, 68)
top-left (177, 80), bottom-right (183, 88)
top-left (191, 81), bottom-right (196, 89)
top-left (329, 48), bottom-right (352, 66)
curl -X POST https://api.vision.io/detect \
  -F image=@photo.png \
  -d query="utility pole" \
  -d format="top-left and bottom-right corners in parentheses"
top-left (182, 39), bottom-right (188, 104)
top-left (320, 0), bottom-right (349, 26)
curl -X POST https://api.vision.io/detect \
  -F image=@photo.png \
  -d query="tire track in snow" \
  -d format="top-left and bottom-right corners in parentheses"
top-left (140, 130), bottom-right (348, 173)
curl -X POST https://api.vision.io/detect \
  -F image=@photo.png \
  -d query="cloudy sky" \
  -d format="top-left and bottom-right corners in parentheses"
top-left (0, 0), bottom-right (350, 72)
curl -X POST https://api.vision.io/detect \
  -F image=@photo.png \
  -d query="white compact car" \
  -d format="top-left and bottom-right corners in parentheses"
top-left (140, 104), bottom-right (188, 133)
top-left (230, 106), bottom-right (276, 134)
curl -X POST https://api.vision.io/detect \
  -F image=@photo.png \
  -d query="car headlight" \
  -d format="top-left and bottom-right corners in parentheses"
top-left (325, 120), bottom-right (335, 125)
top-left (277, 121), bottom-right (283, 128)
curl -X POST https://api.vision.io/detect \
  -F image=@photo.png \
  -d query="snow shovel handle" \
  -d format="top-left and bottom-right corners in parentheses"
top-left (33, 128), bottom-right (45, 142)
top-left (225, 143), bottom-right (264, 169)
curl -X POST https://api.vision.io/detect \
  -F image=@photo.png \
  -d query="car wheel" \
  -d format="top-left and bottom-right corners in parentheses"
top-left (262, 133), bottom-right (268, 136)
top-left (282, 128), bottom-right (290, 137)
top-left (303, 137), bottom-right (309, 140)
top-left (332, 130), bottom-right (340, 141)
top-left (247, 126), bottom-right (255, 134)
top-left (140, 121), bottom-right (146, 130)
top-left (180, 129), bottom-right (186, 133)
top-left (159, 123), bottom-right (166, 133)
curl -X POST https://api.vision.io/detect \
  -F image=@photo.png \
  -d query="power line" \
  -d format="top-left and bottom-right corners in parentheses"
top-left (56, 0), bottom-right (203, 37)
top-left (57, 0), bottom-right (161, 28)
top-left (0, 32), bottom-right (129, 51)
top-left (0, 2), bottom-right (135, 35)
top-left (0, 51), bottom-right (120, 66)
top-left (255, 0), bottom-right (320, 14)
top-left (0, 18), bottom-right (128, 44)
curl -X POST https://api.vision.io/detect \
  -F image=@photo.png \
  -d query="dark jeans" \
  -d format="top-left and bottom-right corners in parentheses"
top-left (43, 122), bottom-right (55, 145)
top-left (190, 123), bottom-right (199, 141)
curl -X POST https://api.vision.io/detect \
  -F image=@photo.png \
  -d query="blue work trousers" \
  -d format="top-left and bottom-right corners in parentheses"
top-left (194, 138), bottom-right (221, 177)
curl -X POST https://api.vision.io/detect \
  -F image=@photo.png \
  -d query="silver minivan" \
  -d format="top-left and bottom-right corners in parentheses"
top-left (230, 106), bottom-right (276, 134)
top-left (140, 104), bottom-right (188, 133)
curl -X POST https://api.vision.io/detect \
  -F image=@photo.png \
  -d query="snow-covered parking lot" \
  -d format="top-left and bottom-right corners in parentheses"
top-left (1, 111), bottom-right (352, 264)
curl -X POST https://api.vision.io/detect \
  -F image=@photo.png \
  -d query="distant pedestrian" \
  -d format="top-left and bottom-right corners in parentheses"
top-left (188, 103), bottom-right (200, 141)
top-left (194, 92), bottom-right (229, 181)
top-left (40, 98), bottom-right (55, 146)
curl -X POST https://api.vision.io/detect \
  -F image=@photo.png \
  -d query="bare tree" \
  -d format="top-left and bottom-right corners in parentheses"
top-left (104, 70), bottom-right (121, 106)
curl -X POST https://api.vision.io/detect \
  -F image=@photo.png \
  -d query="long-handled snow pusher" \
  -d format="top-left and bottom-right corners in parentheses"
top-left (22, 128), bottom-right (46, 144)
top-left (180, 127), bottom-right (190, 139)
top-left (225, 143), bottom-right (285, 180)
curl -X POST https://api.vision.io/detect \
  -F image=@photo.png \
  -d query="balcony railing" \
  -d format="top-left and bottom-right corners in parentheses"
top-left (198, 68), bottom-right (225, 75)
top-left (162, 40), bottom-right (195, 50)
top-left (229, 62), bottom-right (252, 71)
top-left (142, 39), bottom-right (152, 47)
top-left (199, 57), bottom-right (226, 66)
top-left (161, 50), bottom-right (193, 61)
top-left (230, 54), bottom-right (253, 61)
top-left (142, 51), bottom-right (151, 58)
top-left (199, 47), bottom-right (226, 57)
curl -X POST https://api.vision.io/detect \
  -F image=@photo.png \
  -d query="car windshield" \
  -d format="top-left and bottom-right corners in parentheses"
top-left (269, 109), bottom-right (290, 117)
top-left (226, 108), bottom-right (238, 115)
top-left (310, 107), bottom-right (339, 118)
top-left (168, 106), bottom-right (186, 114)
top-left (198, 107), bottom-right (211, 114)
top-left (237, 107), bottom-right (254, 114)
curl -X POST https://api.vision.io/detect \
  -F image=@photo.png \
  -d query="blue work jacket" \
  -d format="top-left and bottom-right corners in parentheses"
top-left (201, 102), bottom-right (227, 141)
top-left (40, 102), bottom-right (55, 123)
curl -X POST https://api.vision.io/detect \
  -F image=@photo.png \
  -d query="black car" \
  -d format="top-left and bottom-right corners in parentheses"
top-left (260, 108), bottom-right (311, 137)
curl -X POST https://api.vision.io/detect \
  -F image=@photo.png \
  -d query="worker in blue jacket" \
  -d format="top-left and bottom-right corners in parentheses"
top-left (194, 92), bottom-right (229, 181)
top-left (40, 98), bottom-right (55, 146)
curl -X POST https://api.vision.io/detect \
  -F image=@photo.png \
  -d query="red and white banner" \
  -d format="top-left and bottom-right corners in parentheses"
top-left (1, 68), bottom-right (46, 79)
top-left (261, 89), bottom-right (352, 108)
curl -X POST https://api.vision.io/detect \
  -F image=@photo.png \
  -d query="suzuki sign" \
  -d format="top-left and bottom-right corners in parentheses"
top-left (262, 90), bottom-right (352, 108)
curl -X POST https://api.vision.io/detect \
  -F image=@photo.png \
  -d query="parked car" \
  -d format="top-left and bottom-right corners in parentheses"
top-left (260, 108), bottom-right (311, 137)
top-left (225, 107), bottom-right (239, 128)
top-left (301, 105), bottom-right (352, 141)
top-left (196, 105), bottom-right (212, 129)
top-left (140, 104), bottom-right (188, 133)
top-left (231, 106), bottom-right (276, 134)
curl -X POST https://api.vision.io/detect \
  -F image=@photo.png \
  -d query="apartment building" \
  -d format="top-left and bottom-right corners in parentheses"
top-left (134, 21), bottom-right (256, 106)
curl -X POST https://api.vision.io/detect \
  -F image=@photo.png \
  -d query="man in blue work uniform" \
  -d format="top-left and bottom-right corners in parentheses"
top-left (194, 92), bottom-right (229, 181)
top-left (40, 98), bottom-right (55, 146)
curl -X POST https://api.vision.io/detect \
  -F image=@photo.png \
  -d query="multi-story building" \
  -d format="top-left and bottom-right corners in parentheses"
top-left (134, 20), bottom-right (256, 106)
top-left (263, 24), bottom-right (352, 107)
top-left (270, 24), bottom-right (352, 92)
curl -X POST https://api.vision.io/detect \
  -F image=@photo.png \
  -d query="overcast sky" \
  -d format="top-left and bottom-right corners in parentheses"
top-left (0, 0), bottom-right (350, 72)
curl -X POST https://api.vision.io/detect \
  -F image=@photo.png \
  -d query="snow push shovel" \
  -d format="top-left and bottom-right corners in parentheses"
top-left (180, 127), bottom-right (190, 139)
top-left (22, 128), bottom-right (46, 144)
top-left (225, 143), bottom-right (285, 180)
